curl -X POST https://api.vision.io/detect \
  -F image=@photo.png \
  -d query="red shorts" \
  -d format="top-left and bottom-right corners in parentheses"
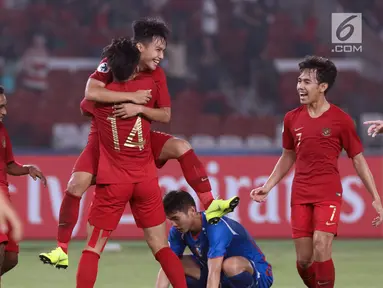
top-left (88, 178), bottom-right (166, 230)
top-left (72, 129), bottom-right (172, 174)
top-left (291, 201), bottom-right (342, 239)
top-left (0, 187), bottom-right (19, 253)
top-left (72, 127), bottom-right (99, 174)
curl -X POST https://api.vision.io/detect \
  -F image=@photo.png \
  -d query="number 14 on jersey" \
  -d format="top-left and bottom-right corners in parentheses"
top-left (107, 116), bottom-right (145, 151)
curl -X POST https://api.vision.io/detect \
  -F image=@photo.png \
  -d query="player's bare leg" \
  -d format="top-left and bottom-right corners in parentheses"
top-left (223, 256), bottom-right (256, 286)
top-left (144, 222), bottom-right (187, 288)
top-left (76, 223), bottom-right (111, 288)
top-left (294, 237), bottom-right (316, 287)
top-left (158, 138), bottom-right (239, 224)
top-left (39, 171), bottom-right (94, 269)
top-left (0, 251), bottom-right (18, 275)
top-left (0, 244), bottom-right (5, 287)
top-left (313, 231), bottom-right (335, 288)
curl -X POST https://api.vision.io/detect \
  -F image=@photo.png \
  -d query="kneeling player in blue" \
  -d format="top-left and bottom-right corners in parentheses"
top-left (155, 190), bottom-right (273, 288)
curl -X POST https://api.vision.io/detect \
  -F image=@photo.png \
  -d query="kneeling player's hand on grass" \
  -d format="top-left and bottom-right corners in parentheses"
top-left (250, 187), bottom-right (270, 203)
top-left (372, 200), bottom-right (383, 227)
top-left (132, 90), bottom-right (152, 104)
top-left (364, 120), bottom-right (383, 137)
top-left (26, 165), bottom-right (47, 187)
top-left (113, 103), bottom-right (141, 119)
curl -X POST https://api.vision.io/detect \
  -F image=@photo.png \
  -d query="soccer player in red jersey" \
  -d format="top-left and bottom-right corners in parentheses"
top-left (0, 86), bottom-right (46, 283)
top-left (40, 18), bottom-right (238, 269)
top-left (250, 56), bottom-right (383, 288)
top-left (75, 39), bottom-right (187, 288)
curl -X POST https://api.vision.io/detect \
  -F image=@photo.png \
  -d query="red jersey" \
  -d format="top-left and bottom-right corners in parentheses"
top-left (282, 104), bottom-right (363, 205)
top-left (89, 58), bottom-right (171, 108)
top-left (0, 123), bottom-right (15, 187)
top-left (91, 75), bottom-right (159, 184)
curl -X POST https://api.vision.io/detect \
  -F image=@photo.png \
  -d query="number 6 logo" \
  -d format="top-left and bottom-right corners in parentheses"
top-left (336, 15), bottom-right (357, 42)
top-left (331, 13), bottom-right (362, 44)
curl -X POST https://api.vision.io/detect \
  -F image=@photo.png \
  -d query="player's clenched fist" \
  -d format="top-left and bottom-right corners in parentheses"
top-left (372, 200), bottom-right (383, 227)
top-left (250, 187), bottom-right (270, 203)
top-left (132, 89), bottom-right (152, 104)
top-left (364, 120), bottom-right (383, 137)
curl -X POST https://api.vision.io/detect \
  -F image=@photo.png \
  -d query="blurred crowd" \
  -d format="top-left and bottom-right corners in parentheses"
top-left (0, 0), bottom-right (382, 149)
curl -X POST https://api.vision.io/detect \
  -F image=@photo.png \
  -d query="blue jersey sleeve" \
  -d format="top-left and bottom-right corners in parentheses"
top-left (206, 220), bottom-right (234, 259)
top-left (168, 227), bottom-right (186, 256)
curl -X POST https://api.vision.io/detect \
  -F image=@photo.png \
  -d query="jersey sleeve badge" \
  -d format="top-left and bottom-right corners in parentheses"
top-left (97, 62), bottom-right (110, 73)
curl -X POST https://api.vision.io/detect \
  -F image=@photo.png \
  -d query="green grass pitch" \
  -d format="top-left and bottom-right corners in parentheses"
top-left (2, 240), bottom-right (383, 287)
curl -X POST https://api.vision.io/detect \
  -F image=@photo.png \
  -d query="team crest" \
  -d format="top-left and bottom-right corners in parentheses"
top-left (194, 244), bottom-right (202, 258)
top-left (2, 137), bottom-right (5, 148)
top-left (322, 128), bottom-right (331, 137)
top-left (97, 62), bottom-right (109, 73)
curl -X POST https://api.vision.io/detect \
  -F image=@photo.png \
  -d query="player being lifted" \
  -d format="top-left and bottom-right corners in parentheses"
top-left (75, 39), bottom-right (187, 287)
top-left (156, 190), bottom-right (273, 288)
top-left (39, 18), bottom-right (238, 269)
top-left (250, 56), bottom-right (383, 288)
top-left (0, 86), bottom-right (46, 285)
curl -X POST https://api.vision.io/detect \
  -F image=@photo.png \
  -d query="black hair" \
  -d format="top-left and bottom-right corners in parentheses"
top-left (132, 17), bottom-right (169, 44)
top-left (298, 55), bottom-right (338, 94)
top-left (0, 86), bottom-right (4, 94)
top-left (102, 37), bottom-right (140, 82)
top-left (163, 190), bottom-right (196, 215)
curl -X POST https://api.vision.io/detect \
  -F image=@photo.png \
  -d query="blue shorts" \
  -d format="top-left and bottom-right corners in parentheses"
top-left (190, 255), bottom-right (273, 288)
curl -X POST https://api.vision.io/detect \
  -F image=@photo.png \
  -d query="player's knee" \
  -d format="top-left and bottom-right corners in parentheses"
top-left (67, 172), bottom-right (92, 197)
top-left (144, 226), bottom-right (168, 255)
top-left (174, 139), bottom-right (192, 157)
top-left (297, 259), bottom-right (312, 269)
top-left (222, 257), bottom-right (252, 277)
top-left (313, 233), bottom-right (333, 256)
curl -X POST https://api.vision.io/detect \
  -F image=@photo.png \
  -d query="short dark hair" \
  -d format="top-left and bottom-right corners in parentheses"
top-left (102, 37), bottom-right (140, 82)
top-left (0, 86), bottom-right (4, 94)
top-left (132, 17), bottom-right (169, 44)
top-left (298, 55), bottom-right (338, 94)
top-left (163, 190), bottom-right (196, 215)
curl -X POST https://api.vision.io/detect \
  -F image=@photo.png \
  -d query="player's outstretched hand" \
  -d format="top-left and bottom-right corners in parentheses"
top-left (372, 199), bottom-right (383, 227)
top-left (27, 165), bottom-right (47, 187)
top-left (364, 120), bottom-right (383, 137)
top-left (113, 103), bottom-right (141, 119)
top-left (250, 187), bottom-right (270, 203)
top-left (131, 90), bottom-right (152, 104)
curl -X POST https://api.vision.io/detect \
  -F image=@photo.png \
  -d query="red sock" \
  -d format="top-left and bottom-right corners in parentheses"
top-left (178, 149), bottom-right (214, 209)
top-left (155, 247), bottom-right (187, 288)
top-left (296, 262), bottom-right (316, 288)
top-left (57, 191), bottom-right (81, 254)
top-left (315, 259), bottom-right (335, 288)
top-left (76, 250), bottom-right (100, 288)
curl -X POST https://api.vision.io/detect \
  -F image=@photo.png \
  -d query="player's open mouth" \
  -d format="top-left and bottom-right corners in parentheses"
top-left (153, 59), bottom-right (160, 66)
top-left (299, 92), bottom-right (308, 97)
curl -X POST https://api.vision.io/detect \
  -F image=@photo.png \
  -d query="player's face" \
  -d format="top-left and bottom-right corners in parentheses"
top-left (137, 37), bottom-right (166, 71)
top-left (297, 69), bottom-right (327, 105)
top-left (0, 95), bottom-right (7, 122)
top-left (167, 209), bottom-right (195, 233)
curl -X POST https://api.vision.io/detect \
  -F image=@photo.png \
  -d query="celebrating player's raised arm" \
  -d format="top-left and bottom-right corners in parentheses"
top-left (364, 120), bottom-right (383, 137)
top-left (251, 114), bottom-right (296, 202)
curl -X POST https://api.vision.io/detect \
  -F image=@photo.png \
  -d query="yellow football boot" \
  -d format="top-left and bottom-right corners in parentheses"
top-left (39, 247), bottom-right (68, 269)
top-left (205, 196), bottom-right (240, 224)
